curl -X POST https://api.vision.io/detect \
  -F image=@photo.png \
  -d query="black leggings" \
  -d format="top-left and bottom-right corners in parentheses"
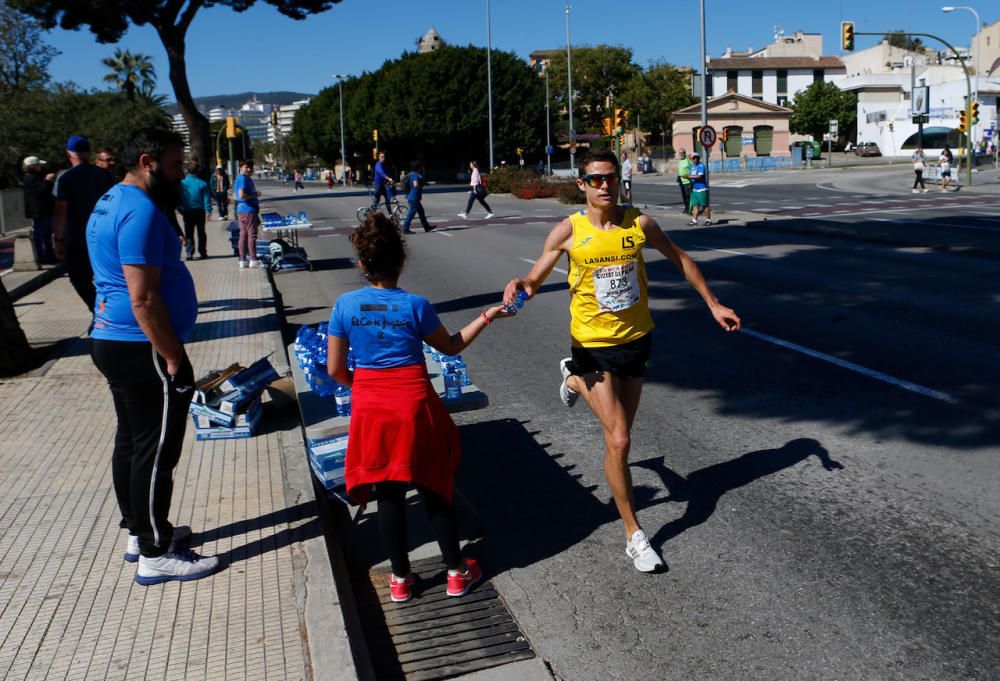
top-left (464, 188), bottom-right (492, 215)
top-left (913, 170), bottom-right (925, 189)
top-left (375, 481), bottom-right (461, 576)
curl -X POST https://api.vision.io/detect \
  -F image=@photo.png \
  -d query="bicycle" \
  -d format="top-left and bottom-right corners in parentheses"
top-left (357, 184), bottom-right (406, 223)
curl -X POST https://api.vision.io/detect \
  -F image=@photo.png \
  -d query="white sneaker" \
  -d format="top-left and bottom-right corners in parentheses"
top-left (558, 358), bottom-right (578, 408)
top-left (625, 529), bottom-right (665, 573)
top-left (457, 212), bottom-right (467, 218)
top-left (912, 189), bottom-right (920, 193)
top-left (485, 212), bottom-right (495, 219)
top-left (125, 525), bottom-right (193, 563)
top-left (135, 548), bottom-right (220, 585)
top-left (249, 259), bottom-right (261, 269)
top-left (238, 260), bottom-right (246, 269)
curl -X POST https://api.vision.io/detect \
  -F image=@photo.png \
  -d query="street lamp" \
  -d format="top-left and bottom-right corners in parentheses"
top-left (332, 74), bottom-right (347, 186)
top-left (566, 2), bottom-right (575, 171)
top-left (942, 5), bottom-right (981, 141)
top-left (544, 67), bottom-right (552, 175)
top-left (486, 0), bottom-right (495, 169)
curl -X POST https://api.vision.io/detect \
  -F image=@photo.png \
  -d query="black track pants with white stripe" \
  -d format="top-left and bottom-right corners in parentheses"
top-left (91, 339), bottom-right (195, 558)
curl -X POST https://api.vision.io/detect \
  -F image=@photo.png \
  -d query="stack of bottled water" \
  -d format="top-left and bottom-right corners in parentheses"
top-left (422, 343), bottom-right (470, 400)
top-left (294, 323), bottom-right (352, 416)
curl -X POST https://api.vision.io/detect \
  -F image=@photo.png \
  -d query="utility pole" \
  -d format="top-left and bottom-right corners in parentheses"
top-left (486, 0), bottom-right (495, 169)
top-left (545, 68), bottom-right (552, 175)
top-left (566, 2), bottom-right (575, 172)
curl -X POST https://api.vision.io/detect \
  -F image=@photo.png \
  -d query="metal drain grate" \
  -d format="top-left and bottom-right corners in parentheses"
top-left (356, 556), bottom-right (534, 680)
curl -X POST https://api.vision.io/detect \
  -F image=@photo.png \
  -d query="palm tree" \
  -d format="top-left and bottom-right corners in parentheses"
top-left (101, 48), bottom-right (156, 100)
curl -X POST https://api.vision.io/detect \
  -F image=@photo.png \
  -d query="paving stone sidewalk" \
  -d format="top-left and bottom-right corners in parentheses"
top-left (0, 224), bottom-right (343, 681)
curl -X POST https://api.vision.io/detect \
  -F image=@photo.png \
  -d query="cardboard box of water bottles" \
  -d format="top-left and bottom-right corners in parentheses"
top-left (194, 397), bottom-right (263, 440)
top-left (188, 356), bottom-right (279, 438)
top-left (308, 434), bottom-right (347, 490)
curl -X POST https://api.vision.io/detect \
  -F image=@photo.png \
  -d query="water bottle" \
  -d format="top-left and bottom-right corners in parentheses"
top-left (503, 290), bottom-right (529, 314)
top-left (453, 355), bottom-right (470, 387)
top-left (334, 383), bottom-right (352, 416)
top-left (443, 364), bottom-right (461, 400)
top-left (311, 369), bottom-right (335, 397)
top-left (298, 210), bottom-right (308, 223)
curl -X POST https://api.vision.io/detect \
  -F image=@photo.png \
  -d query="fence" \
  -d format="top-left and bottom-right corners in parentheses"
top-left (707, 157), bottom-right (792, 173)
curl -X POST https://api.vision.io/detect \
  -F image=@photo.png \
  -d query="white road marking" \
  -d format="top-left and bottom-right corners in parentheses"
top-left (689, 245), bottom-right (770, 259)
top-left (435, 230), bottom-right (454, 237)
top-left (741, 328), bottom-right (958, 404)
top-left (518, 256), bottom-right (566, 275)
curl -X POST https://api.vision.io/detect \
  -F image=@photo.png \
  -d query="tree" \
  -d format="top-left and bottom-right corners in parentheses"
top-left (542, 45), bottom-right (641, 132)
top-left (618, 62), bottom-right (695, 140)
top-left (883, 30), bottom-right (924, 52)
top-left (292, 46), bottom-right (545, 175)
top-left (789, 81), bottom-right (857, 141)
top-left (102, 47), bottom-right (156, 100)
top-left (9, 0), bottom-right (344, 168)
top-left (0, 2), bottom-right (58, 92)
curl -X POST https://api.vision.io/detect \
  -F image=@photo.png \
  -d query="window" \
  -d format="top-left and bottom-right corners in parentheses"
top-left (752, 70), bottom-right (763, 96)
top-left (777, 69), bottom-right (788, 94)
top-left (777, 95), bottom-right (788, 107)
top-left (813, 69), bottom-right (824, 83)
top-left (727, 70), bottom-right (738, 93)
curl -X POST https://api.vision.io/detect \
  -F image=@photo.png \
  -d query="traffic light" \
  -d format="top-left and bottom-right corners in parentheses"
top-left (614, 108), bottom-right (628, 133)
top-left (888, 122), bottom-right (894, 132)
top-left (841, 21), bottom-right (855, 52)
top-left (602, 118), bottom-right (613, 136)
top-left (721, 129), bottom-right (729, 143)
top-left (958, 108), bottom-right (967, 133)
top-left (373, 129), bottom-right (379, 142)
top-left (516, 147), bottom-right (523, 156)
top-left (270, 110), bottom-right (278, 126)
top-left (226, 116), bottom-right (236, 139)
top-left (971, 100), bottom-right (980, 125)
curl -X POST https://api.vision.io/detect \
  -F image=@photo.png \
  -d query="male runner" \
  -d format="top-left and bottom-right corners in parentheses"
top-left (503, 148), bottom-right (740, 572)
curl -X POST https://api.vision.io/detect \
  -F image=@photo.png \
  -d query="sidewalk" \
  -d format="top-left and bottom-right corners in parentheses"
top-left (0, 223), bottom-right (350, 680)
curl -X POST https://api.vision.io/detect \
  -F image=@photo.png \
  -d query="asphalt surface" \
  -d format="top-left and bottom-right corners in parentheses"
top-left (262, 168), bottom-right (1000, 681)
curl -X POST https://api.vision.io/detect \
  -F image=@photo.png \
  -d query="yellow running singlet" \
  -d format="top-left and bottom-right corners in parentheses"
top-left (567, 208), bottom-right (653, 347)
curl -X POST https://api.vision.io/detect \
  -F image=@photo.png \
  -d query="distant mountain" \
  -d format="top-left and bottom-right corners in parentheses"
top-left (166, 91), bottom-right (314, 114)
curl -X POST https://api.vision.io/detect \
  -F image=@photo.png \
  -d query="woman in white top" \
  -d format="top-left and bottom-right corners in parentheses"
top-left (938, 147), bottom-right (953, 192)
top-left (457, 160), bottom-right (494, 219)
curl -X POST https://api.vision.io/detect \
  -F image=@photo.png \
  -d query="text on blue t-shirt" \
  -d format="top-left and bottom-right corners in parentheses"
top-left (87, 184), bottom-right (198, 342)
top-left (328, 287), bottom-right (441, 369)
top-left (690, 162), bottom-right (708, 191)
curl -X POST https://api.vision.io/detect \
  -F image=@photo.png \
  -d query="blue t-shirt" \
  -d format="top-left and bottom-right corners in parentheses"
top-left (87, 184), bottom-right (198, 342)
top-left (233, 173), bottom-right (259, 213)
top-left (690, 162), bottom-right (708, 192)
top-left (328, 287), bottom-right (441, 369)
top-left (405, 171), bottom-right (423, 201)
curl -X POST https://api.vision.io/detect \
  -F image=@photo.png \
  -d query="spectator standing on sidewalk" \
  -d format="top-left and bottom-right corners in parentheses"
top-left (53, 135), bottom-right (115, 312)
top-left (939, 147), bottom-right (953, 192)
top-left (502, 147), bottom-right (740, 573)
top-left (22, 155), bottom-right (56, 263)
top-left (234, 160), bottom-right (263, 269)
top-left (400, 161), bottom-right (436, 234)
top-left (457, 160), bottom-right (493, 219)
top-left (911, 148), bottom-right (927, 193)
top-left (327, 213), bottom-right (512, 602)
top-left (179, 161), bottom-right (212, 260)
top-left (620, 151), bottom-right (633, 205)
top-left (95, 148), bottom-right (120, 181)
top-left (675, 149), bottom-right (692, 214)
top-left (87, 127), bottom-right (219, 586)
top-left (687, 152), bottom-right (713, 226)
top-left (293, 169), bottom-right (305, 192)
top-left (212, 165), bottom-right (230, 220)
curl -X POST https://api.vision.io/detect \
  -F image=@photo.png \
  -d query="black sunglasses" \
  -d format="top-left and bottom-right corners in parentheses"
top-left (580, 172), bottom-right (619, 188)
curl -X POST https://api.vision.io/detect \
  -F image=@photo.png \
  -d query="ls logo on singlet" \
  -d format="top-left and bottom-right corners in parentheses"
top-left (621, 236), bottom-right (635, 249)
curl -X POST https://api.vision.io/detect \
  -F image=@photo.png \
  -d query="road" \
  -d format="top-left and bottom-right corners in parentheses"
top-left (259, 166), bottom-right (1000, 681)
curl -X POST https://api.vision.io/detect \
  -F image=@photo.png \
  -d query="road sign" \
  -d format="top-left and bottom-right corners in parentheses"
top-left (829, 120), bottom-right (839, 135)
top-left (545, 145), bottom-right (554, 155)
top-left (698, 125), bottom-right (717, 148)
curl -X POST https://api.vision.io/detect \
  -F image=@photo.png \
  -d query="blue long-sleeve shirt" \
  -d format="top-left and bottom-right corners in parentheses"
top-left (373, 161), bottom-right (389, 188)
top-left (179, 174), bottom-right (212, 212)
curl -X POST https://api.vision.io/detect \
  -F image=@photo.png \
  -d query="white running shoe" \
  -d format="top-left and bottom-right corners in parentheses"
top-left (485, 212), bottom-right (495, 219)
top-left (125, 525), bottom-right (193, 562)
top-left (249, 259), bottom-right (261, 269)
top-left (135, 548), bottom-right (220, 585)
top-left (238, 260), bottom-right (246, 269)
top-left (457, 212), bottom-right (467, 218)
top-left (625, 529), bottom-right (665, 573)
top-left (558, 358), bottom-right (578, 408)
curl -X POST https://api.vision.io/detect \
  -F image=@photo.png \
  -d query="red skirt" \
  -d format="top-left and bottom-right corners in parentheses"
top-left (345, 364), bottom-right (461, 505)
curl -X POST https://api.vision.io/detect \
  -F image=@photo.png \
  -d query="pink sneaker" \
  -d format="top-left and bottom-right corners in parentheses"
top-left (446, 558), bottom-right (483, 597)
top-left (389, 573), bottom-right (414, 603)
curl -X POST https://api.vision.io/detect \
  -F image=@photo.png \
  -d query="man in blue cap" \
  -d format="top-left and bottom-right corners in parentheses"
top-left (53, 134), bottom-right (115, 311)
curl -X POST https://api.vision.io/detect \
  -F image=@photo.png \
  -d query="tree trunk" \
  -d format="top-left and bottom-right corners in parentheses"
top-left (160, 29), bottom-right (210, 168)
top-left (0, 276), bottom-right (32, 377)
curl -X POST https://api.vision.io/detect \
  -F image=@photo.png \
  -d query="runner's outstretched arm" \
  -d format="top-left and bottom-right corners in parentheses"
top-left (503, 218), bottom-right (573, 305)
top-left (640, 215), bottom-right (741, 332)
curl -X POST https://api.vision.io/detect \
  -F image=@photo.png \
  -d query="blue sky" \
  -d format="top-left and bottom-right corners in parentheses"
top-left (40, 0), bottom-right (992, 100)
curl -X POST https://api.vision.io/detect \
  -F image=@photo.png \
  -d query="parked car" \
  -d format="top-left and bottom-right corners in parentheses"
top-left (854, 142), bottom-right (882, 157)
top-left (789, 140), bottom-right (822, 158)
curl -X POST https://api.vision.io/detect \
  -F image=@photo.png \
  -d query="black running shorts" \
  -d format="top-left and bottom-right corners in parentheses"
top-left (570, 333), bottom-right (652, 379)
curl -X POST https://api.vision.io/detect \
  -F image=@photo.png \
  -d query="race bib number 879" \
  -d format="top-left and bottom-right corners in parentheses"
top-left (593, 261), bottom-right (639, 312)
